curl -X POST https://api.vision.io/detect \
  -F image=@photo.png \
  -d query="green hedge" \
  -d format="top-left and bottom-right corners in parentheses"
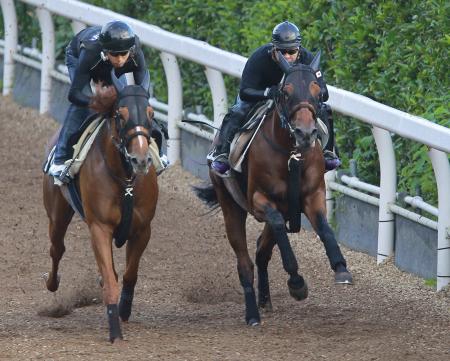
top-left (1, 0), bottom-right (448, 204)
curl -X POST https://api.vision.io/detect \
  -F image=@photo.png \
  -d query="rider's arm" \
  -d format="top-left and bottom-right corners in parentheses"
top-left (131, 41), bottom-right (148, 86)
top-left (67, 49), bottom-right (94, 107)
top-left (239, 87), bottom-right (270, 102)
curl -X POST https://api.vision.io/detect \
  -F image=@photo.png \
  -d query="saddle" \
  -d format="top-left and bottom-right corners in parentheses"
top-left (229, 100), bottom-right (274, 172)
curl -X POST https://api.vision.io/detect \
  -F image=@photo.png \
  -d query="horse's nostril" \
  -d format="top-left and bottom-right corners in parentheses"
top-left (131, 157), bottom-right (138, 164)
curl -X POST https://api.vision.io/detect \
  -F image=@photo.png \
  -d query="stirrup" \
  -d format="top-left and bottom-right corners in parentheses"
top-left (156, 154), bottom-right (170, 176)
top-left (323, 150), bottom-right (341, 171)
top-left (48, 163), bottom-right (71, 185)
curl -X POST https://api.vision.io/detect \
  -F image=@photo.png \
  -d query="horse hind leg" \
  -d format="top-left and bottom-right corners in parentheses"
top-left (43, 177), bottom-right (74, 292)
top-left (119, 226), bottom-right (151, 322)
top-left (212, 176), bottom-right (260, 326)
top-left (255, 224), bottom-right (276, 312)
top-left (263, 204), bottom-right (308, 301)
top-left (228, 209), bottom-right (260, 325)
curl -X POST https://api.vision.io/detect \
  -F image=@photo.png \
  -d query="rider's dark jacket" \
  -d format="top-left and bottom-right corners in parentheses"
top-left (66, 26), bottom-right (147, 107)
top-left (239, 43), bottom-right (329, 103)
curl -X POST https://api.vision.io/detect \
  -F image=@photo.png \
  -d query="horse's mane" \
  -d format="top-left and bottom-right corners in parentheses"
top-left (89, 85), bottom-right (118, 115)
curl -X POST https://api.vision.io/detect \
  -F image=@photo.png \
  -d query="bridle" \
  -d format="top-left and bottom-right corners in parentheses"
top-left (111, 91), bottom-right (152, 166)
top-left (274, 67), bottom-right (320, 147)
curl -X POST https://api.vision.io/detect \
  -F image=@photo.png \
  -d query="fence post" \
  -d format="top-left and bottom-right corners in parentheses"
top-left (204, 67), bottom-right (228, 133)
top-left (160, 52), bottom-right (182, 163)
top-left (372, 126), bottom-right (396, 263)
top-left (429, 148), bottom-right (450, 291)
top-left (71, 20), bottom-right (86, 34)
top-left (1, 0), bottom-right (18, 95)
top-left (36, 8), bottom-right (55, 114)
top-left (325, 170), bottom-right (336, 222)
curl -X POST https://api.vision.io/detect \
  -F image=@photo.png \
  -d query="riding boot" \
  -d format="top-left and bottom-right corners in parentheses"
top-left (320, 104), bottom-right (341, 171)
top-left (49, 104), bottom-right (91, 183)
top-left (209, 111), bottom-right (242, 174)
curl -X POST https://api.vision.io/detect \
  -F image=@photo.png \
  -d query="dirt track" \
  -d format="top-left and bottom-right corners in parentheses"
top-left (0, 95), bottom-right (448, 360)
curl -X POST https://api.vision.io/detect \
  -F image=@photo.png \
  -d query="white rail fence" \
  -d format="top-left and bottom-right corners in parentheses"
top-left (1, 0), bottom-right (449, 290)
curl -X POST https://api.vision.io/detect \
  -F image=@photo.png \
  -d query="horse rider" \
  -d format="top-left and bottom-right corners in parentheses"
top-left (208, 21), bottom-right (341, 174)
top-left (49, 20), bottom-right (168, 183)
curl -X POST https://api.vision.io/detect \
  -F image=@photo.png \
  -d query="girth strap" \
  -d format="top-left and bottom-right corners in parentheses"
top-left (113, 179), bottom-right (135, 248)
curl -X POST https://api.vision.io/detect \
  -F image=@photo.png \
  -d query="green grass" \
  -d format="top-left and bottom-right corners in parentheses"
top-left (424, 278), bottom-right (437, 288)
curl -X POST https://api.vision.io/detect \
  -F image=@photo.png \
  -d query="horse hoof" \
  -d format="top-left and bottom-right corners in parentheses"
top-left (247, 318), bottom-right (260, 327)
top-left (43, 272), bottom-right (60, 292)
top-left (258, 302), bottom-right (273, 313)
top-left (119, 306), bottom-right (131, 322)
top-left (288, 279), bottom-right (308, 301)
top-left (335, 271), bottom-right (353, 285)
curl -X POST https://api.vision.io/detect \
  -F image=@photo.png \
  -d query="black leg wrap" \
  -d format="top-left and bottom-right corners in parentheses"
top-left (256, 267), bottom-right (271, 307)
top-left (238, 269), bottom-right (260, 325)
top-left (243, 286), bottom-right (260, 325)
top-left (264, 206), bottom-right (299, 275)
top-left (106, 304), bottom-right (123, 342)
top-left (119, 286), bottom-right (135, 322)
top-left (316, 214), bottom-right (346, 270)
top-left (255, 237), bottom-right (272, 309)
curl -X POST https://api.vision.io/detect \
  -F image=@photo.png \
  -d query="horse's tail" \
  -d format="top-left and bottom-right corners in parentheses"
top-left (192, 183), bottom-right (219, 208)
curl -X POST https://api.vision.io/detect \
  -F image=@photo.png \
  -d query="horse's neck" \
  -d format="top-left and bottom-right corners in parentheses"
top-left (265, 112), bottom-right (293, 149)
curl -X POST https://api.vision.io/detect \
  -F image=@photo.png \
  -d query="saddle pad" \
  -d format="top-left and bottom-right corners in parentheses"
top-left (316, 117), bottom-right (329, 150)
top-left (66, 115), bottom-right (106, 179)
top-left (148, 137), bottom-right (164, 174)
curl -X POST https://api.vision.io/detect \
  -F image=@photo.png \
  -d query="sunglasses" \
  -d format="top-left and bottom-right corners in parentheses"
top-left (108, 50), bottom-right (130, 57)
top-left (278, 48), bottom-right (299, 55)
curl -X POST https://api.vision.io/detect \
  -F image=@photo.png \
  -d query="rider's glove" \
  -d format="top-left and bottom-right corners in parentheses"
top-left (265, 86), bottom-right (283, 100)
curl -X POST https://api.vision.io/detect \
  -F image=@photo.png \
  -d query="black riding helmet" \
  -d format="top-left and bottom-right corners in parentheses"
top-left (271, 21), bottom-right (302, 49)
top-left (99, 20), bottom-right (136, 53)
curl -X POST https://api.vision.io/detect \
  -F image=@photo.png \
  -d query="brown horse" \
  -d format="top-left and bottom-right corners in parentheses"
top-left (195, 52), bottom-right (352, 326)
top-left (43, 70), bottom-right (158, 342)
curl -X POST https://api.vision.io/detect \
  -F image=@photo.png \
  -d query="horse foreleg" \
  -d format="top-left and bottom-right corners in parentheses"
top-left (119, 226), bottom-right (151, 322)
top-left (304, 194), bottom-right (353, 284)
top-left (212, 176), bottom-right (259, 326)
top-left (88, 222), bottom-right (122, 342)
top-left (253, 192), bottom-right (308, 301)
top-left (43, 176), bottom-right (74, 292)
top-left (255, 224), bottom-right (276, 311)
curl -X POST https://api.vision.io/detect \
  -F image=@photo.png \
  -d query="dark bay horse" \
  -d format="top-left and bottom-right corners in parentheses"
top-left (195, 52), bottom-right (352, 326)
top-left (43, 70), bottom-right (158, 342)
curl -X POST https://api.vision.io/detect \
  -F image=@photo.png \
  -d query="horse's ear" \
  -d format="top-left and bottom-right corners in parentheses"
top-left (140, 70), bottom-right (150, 94)
top-left (310, 50), bottom-right (321, 72)
top-left (277, 50), bottom-right (291, 74)
top-left (110, 68), bottom-right (126, 93)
